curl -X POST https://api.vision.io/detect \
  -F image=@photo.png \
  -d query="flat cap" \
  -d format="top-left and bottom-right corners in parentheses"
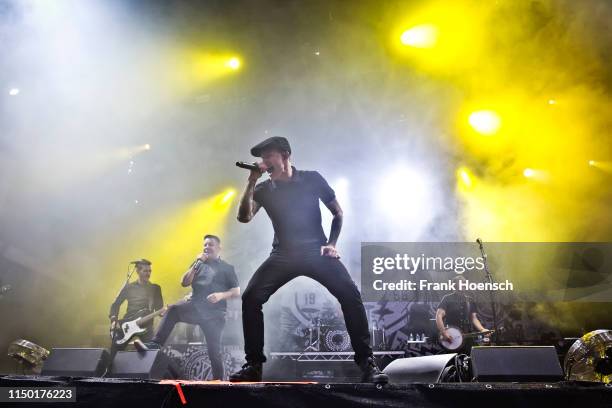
top-left (250, 136), bottom-right (291, 157)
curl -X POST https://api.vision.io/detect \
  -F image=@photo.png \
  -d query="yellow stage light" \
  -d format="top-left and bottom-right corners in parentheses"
top-left (400, 24), bottom-right (438, 48)
top-left (522, 168), bottom-right (550, 182)
top-left (116, 144), bottom-right (153, 159)
top-left (459, 169), bottom-right (472, 187)
top-left (588, 160), bottom-right (612, 172)
top-left (226, 57), bottom-right (241, 70)
top-left (468, 110), bottom-right (501, 135)
top-left (389, 2), bottom-right (487, 73)
top-left (168, 51), bottom-right (243, 92)
top-left (456, 166), bottom-right (476, 192)
top-left (221, 189), bottom-right (236, 204)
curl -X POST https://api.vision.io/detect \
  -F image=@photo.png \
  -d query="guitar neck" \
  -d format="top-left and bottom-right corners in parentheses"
top-left (136, 308), bottom-right (165, 325)
top-left (464, 330), bottom-right (494, 338)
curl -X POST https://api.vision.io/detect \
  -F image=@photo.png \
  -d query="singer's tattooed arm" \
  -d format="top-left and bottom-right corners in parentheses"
top-left (237, 179), bottom-right (261, 223)
top-left (325, 199), bottom-right (343, 247)
top-left (320, 199), bottom-right (343, 258)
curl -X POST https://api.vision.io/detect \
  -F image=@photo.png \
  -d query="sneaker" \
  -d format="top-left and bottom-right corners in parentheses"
top-left (229, 362), bottom-right (263, 382)
top-left (133, 339), bottom-right (161, 352)
top-left (358, 357), bottom-right (389, 384)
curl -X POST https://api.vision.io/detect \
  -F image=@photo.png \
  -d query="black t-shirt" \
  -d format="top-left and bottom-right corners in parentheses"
top-left (190, 258), bottom-right (239, 319)
top-left (109, 281), bottom-right (164, 324)
top-left (438, 292), bottom-right (477, 332)
top-left (253, 167), bottom-right (336, 252)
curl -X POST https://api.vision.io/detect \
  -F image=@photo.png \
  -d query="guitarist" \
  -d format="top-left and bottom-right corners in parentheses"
top-left (108, 259), bottom-right (164, 355)
top-left (135, 234), bottom-right (240, 381)
top-left (435, 275), bottom-right (490, 353)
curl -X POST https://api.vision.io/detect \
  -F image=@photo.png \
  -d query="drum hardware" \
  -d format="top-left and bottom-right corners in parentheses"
top-left (564, 329), bottom-right (612, 382)
top-left (7, 339), bottom-right (50, 373)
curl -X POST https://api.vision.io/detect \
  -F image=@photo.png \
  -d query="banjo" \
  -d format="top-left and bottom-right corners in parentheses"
top-left (439, 325), bottom-right (495, 351)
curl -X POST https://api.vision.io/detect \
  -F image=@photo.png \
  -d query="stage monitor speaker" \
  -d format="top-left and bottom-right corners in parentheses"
top-left (382, 354), bottom-right (458, 383)
top-left (109, 350), bottom-right (178, 380)
top-left (41, 348), bottom-right (109, 377)
top-left (471, 346), bottom-right (564, 382)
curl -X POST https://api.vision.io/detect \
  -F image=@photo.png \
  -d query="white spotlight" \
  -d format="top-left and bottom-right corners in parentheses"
top-left (9, 88), bottom-right (20, 96)
top-left (378, 166), bottom-right (434, 234)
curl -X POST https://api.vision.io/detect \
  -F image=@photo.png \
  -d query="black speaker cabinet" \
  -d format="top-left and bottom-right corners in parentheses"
top-left (109, 350), bottom-right (178, 380)
top-left (41, 348), bottom-right (109, 377)
top-left (471, 346), bottom-right (564, 382)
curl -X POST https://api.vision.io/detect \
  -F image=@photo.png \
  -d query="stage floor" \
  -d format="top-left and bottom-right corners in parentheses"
top-left (1, 375), bottom-right (611, 408)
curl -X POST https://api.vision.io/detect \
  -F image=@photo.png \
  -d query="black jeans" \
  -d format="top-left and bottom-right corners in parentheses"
top-left (241, 247), bottom-right (373, 365)
top-left (152, 300), bottom-right (226, 380)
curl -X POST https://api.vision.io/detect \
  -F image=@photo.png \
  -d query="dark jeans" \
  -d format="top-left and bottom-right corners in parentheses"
top-left (152, 300), bottom-right (226, 380)
top-left (242, 247), bottom-right (373, 365)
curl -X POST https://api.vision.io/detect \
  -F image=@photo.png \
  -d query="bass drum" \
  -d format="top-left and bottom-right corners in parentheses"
top-left (323, 328), bottom-right (351, 352)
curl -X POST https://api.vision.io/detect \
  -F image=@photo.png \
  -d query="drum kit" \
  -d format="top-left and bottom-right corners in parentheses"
top-left (298, 307), bottom-right (348, 352)
top-left (296, 304), bottom-right (392, 352)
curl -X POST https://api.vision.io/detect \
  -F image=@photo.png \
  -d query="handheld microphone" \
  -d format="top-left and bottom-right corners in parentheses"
top-left (192, 258), bottom-right (206, 275)
top-left (476, 238), bottom-right (482, 245)
top-left (236, 161), bottom-right (274, 173)
top-left (236, 161), bottom-right (260, 171)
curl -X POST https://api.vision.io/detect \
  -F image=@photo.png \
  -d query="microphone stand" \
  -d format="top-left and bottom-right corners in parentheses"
top-left (104, 263), bottom-right (136, 377)
top-left (477, 239), bottom-right (499, 344)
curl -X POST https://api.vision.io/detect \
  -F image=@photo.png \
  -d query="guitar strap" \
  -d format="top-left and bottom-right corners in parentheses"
top-left (462, 294), bottom-right (470, 331)
top-left (148, 284), bottom-right (154, 313)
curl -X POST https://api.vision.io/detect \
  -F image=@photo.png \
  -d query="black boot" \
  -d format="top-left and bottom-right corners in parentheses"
top-left (229, 362), bottom-right (263, 382)
top-left (358, 357), bottom-right (389, 384)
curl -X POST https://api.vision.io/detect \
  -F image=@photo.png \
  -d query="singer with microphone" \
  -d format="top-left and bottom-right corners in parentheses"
top-left (135, 234), bottom-right (240, 381)
top-left (229, 136), bottom-right (388, 384)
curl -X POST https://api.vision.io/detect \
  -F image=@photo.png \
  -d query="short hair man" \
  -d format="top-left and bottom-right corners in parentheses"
top-left (135, 235), bottom-right (240, 380)
top-left (109, 259), bottom-right (163, 356)
top-left (229, 136), bottom-right (387, 384)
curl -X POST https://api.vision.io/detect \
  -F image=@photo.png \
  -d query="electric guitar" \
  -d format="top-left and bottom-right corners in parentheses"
top-left (110, 307), bottom-right (167, 345)
top-left (109, 294), bottom-right (192, 345)
top-left (439, 325), bottom-right (495, 351)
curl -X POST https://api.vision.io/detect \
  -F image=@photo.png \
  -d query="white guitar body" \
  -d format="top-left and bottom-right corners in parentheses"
top-left (109, 296), bottom-right (188, 345)
top-left (115, 319), bottom-right (148, 345)
top-left (110, 306), bottom-right (168, 345)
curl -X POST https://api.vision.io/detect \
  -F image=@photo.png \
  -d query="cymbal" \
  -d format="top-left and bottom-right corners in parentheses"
top-left (372, 306), bottom-right (394, 317)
